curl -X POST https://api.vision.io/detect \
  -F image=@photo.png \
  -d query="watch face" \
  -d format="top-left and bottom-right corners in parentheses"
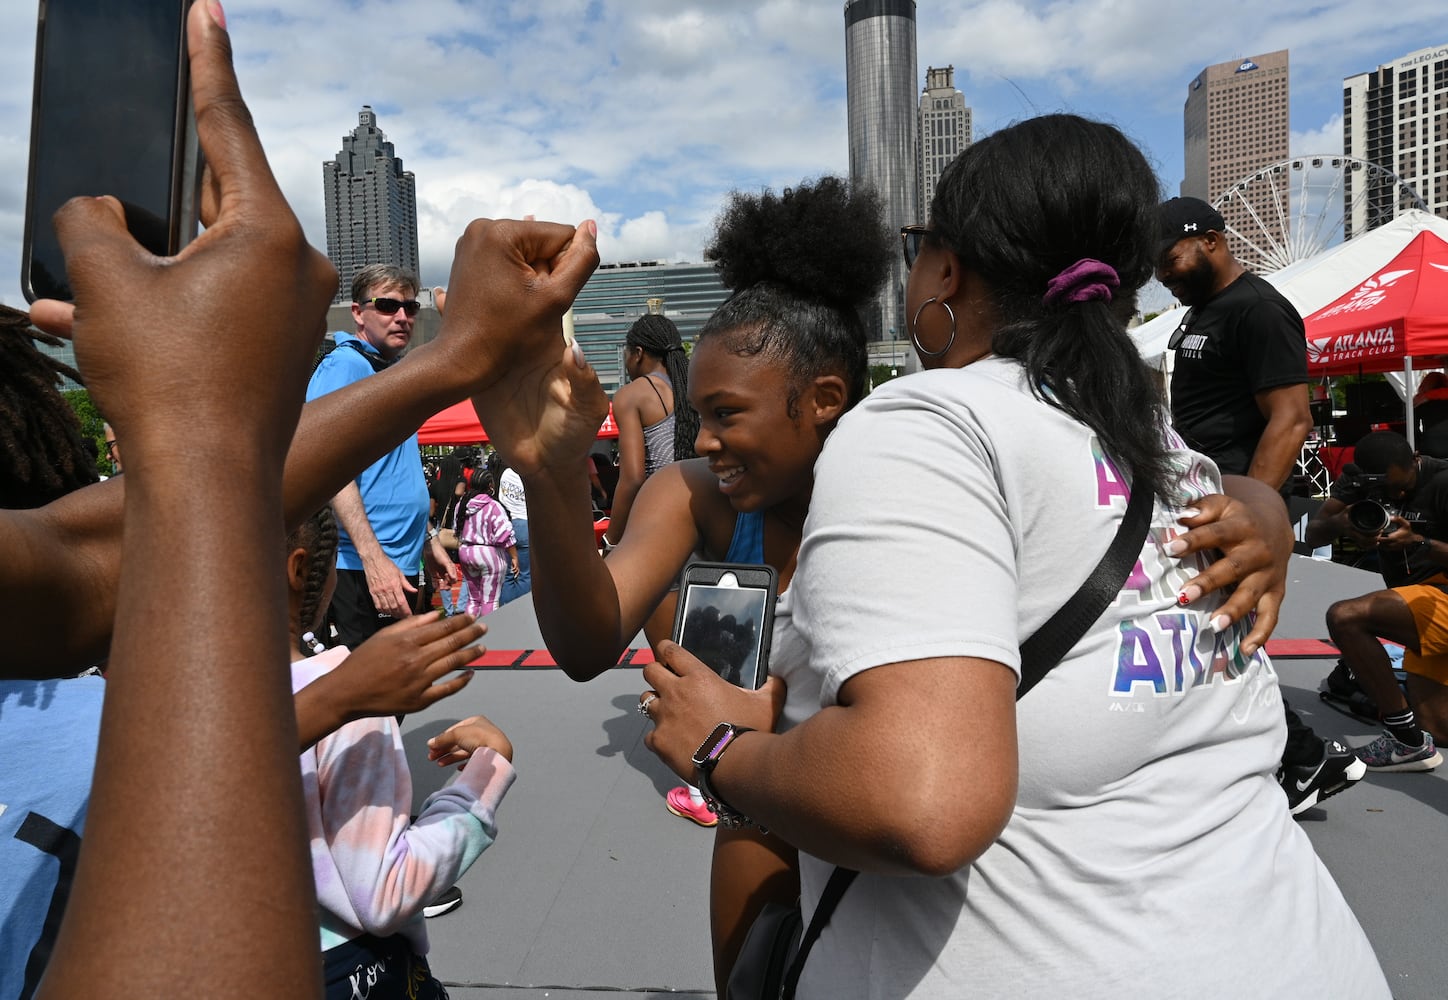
top-left (693, 723), bottom-right (734, 767)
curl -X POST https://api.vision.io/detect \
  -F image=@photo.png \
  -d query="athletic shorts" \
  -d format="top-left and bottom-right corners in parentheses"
top-left (1396, 574), bottom-right (1448, 681)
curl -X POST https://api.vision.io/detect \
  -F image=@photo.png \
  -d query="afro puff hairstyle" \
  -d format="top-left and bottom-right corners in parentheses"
top-left (699, 176), bottom-right (891, 415)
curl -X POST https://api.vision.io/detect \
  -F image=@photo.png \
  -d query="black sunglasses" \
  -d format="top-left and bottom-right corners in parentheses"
top-left (360, 296), bottom-right (421, 317)
top-left (900, 225), bottom-right (933, 269)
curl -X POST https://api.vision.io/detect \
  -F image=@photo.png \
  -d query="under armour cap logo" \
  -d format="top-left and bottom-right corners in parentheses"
top-left (1183, 223), bottom-right (1198, 232)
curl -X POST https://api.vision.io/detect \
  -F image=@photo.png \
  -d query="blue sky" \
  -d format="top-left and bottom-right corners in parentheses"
top-left (0, 0), bottom-right (1441, 309)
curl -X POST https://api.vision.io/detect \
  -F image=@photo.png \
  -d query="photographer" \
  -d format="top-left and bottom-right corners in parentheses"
top-left (1306, 431), bottom-right (1448, 771)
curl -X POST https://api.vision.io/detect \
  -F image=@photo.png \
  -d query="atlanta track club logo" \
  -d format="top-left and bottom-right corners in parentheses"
top-left (1308, 326), bottom-right (1397, 364)
top-left (1316, 268), bottom-right (1415, 320)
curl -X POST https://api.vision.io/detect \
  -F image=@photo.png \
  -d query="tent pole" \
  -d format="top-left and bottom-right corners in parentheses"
top-left (1406, 356), bottom-right (1416, 450)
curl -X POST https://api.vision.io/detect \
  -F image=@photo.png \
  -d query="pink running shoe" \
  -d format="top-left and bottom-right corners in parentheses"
top-left (665, 786), bottom-right (718, 827)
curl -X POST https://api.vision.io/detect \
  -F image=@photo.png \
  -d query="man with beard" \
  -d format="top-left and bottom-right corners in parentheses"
top-left (1156, 197), bottom-right (1312, 492)
top-left (1157, 198), bottom-right (1352, 817)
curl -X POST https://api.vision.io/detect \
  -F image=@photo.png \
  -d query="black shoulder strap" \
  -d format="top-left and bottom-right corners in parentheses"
top-left (339, 338), bottom-right (395, 373)
top-left (778, 479), bottom-right (1152, 996)
top-left (782, 866), bottom-right (858, 999)
top-left (1016, 480), bottom-right (1154, 699)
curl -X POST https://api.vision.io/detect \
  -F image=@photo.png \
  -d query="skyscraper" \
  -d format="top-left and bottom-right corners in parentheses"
top-left (323, 106), bottom-right (421, 303)
top-left (1343, 43), bottom-right (1448, 239)
top-left (917, 65), bottom-right (971, 224)
top-left (844, 0), bottom-right (917, 343)
top-left (1181, 50), bottom-right (1290, 268)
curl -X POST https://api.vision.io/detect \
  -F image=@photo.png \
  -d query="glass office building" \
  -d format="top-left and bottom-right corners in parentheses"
top-left (572, 261), bottom-right (732, 392)
top-left (844, 0), bottom-right (918, 343)
top-left (323, 106), bottom-right (421, 304)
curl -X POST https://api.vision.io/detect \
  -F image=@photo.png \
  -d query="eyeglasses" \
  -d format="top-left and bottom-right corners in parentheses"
top-left (900, 225), bottom-right (933, 269)
top-left (360, 296), bottom-right (421, 317)
top-left (105, 439), bottom-right (119, 454)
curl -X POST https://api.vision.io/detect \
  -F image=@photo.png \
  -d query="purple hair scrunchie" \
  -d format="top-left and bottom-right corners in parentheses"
top-left (1043, 258), bottom-right (1120, 307)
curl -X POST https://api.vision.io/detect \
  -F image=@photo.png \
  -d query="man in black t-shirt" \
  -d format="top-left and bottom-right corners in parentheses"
top-left (1158, 198), bottom-right (1352, 815)
top-left (1157, 197), bottom-right (1313, 488)
top-left (1307, 432), bottom-right (1448, 772)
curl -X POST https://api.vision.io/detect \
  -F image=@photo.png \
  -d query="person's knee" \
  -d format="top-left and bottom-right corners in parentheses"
top-left (1325, 592), bottom-right (1386, 635)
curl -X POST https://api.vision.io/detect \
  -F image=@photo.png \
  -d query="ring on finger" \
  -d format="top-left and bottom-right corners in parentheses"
top-left (637, 692), bottom-right (659, 718)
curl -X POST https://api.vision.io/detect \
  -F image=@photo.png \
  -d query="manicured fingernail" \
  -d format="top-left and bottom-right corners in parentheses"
top-left (571, 341), bottom-right (586, 367)
top-left (1210, 614), bottom-right (1230, 634)
top-left (1177, 507), bottom-right (1201, 521)
top-left (1164, 537), bottom-right (1188, 556)
top-left (1177, 585), bottom-right (1201, 606)
top-left (586, 219), bottom-right (598, 238)
top-left (207, 0), bottom-right (227, 28)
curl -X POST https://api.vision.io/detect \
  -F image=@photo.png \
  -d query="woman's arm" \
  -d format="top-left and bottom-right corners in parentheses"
top-left (1168, 474), bottom-right (1293, 657)
top-left (645, 647), bottom-right (1018, 876)
top-left (604, 385), bottom-right (648, 544)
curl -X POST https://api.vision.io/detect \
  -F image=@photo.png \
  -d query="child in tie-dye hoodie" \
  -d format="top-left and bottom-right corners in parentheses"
top-left (286, 505), bottom-right (515, 999)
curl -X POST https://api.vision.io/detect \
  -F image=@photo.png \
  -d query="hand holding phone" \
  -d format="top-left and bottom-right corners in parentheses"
top-left (671, 563), bottom-right (778, 689)
top-left (23, 0), bottom-right (202, 302)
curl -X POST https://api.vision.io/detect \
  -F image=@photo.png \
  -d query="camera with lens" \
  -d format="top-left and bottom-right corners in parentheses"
top-left (1346, 499), bottom-right (1421, 535)
top-left (1340, 463), bottom-right (1428, 536)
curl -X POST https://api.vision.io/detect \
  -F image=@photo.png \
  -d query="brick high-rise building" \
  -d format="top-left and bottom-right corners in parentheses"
top-left (844, 0), bottom-right (918, 343)
top-left (1181, 50), bottom-right (1290, 271)
top-left (323, 106), bottom-right (421, 303)
top-left (917, 66), bottom-right (971, 224)
top-left (1343, 43), bottom-right (1448, 239)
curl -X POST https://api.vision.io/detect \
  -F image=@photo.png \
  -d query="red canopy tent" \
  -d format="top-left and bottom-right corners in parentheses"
top-left (1304, 229), bottom-right (1448, 377)
top-left (417, 400), bottom-right (619, 446)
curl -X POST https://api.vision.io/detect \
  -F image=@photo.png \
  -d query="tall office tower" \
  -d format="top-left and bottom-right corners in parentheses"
top-left (1343, 43), bottom-right (1448, 239)
top-left (844, 0), bottom-right (917, 343)
top-left (917, 65), bottom-right (971, 223)
top-left (323, 106), bottom-right (421, 303)
top-left (1181, 50), bottom-right (1290, 270)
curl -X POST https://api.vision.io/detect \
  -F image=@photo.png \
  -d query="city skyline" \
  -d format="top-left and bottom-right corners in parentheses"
top-left (0, 1), bottom-right (1441, 311)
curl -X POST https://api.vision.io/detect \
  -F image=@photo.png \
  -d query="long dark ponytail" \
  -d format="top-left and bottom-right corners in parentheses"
top-left (626, 313), bottom-right (698, 461)
top-left (288, 505), bottom-right (340, 654)
top-left (929, 114), bottom-right (1174, 499)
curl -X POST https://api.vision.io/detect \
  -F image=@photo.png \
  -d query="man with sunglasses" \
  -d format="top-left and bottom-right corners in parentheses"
top-left (307, 264), bottom-right (457, 650)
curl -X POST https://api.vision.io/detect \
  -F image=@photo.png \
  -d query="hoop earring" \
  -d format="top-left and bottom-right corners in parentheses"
top-left (910, 297), bottom-right (957, 359)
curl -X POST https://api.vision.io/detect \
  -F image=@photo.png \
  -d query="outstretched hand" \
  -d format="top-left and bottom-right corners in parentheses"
top-left (1169, 478), bottom-right (1292, 656)
top-left (333, 612), bottom-right (483, 719)
top-left (640, 641), bottom-right (786, 783)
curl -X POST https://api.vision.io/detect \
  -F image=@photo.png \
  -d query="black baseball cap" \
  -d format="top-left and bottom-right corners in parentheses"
top-left (1158, 197), bottom-right (1225, 254)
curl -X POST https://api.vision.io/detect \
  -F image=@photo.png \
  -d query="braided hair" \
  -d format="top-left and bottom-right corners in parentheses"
top-left (700, 176), bottom-right (890, 418)
top-left (287, 504), bottom-right (340, 653)
top-left (626, 314), bottom-right (698, 461)
top-left (0, 305), bottom-right (99, 509)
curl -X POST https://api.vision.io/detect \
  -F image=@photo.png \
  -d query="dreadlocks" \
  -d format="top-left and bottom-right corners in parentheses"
top-left (0, 305), bottom-right (99, 509)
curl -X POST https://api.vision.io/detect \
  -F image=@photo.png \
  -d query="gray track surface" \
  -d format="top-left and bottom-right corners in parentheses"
top-left (400, 558), bottom-right (1447, 998)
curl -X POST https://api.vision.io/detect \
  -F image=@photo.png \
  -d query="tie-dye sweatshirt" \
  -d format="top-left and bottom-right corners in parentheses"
top-left (291, 647), bottom-right (516, 954)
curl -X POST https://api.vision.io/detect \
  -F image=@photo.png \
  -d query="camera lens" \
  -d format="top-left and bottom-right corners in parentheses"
top-left (1347, 500), bottom-right (1391, 535)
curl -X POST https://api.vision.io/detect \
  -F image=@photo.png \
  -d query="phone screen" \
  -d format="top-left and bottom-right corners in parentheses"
top-left (23, 0), bottom-right (191, 302)
top-left (675, 569), bottom-right (774, 689)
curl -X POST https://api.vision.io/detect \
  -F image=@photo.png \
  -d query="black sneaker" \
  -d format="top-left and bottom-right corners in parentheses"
top-left (1319, 659), bottom-right (1381, 726)
top-left (423, 885), bottom-right (463, 918)
top-left (1278, 739), bottom-right (1367, 816)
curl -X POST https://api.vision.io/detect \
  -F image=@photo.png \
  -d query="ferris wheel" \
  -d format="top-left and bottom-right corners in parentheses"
top-left (1211, 154), bottom-right (1428, 273)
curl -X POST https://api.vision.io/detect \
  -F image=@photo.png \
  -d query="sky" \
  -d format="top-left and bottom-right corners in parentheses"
top-left (0, 0), bottom-right (1442, 310)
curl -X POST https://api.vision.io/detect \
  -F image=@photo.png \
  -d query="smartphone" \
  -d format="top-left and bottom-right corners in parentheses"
top-left (672, 563), bottom-right (778, 689)
top-left (22, 0), bottom-right (201, 303)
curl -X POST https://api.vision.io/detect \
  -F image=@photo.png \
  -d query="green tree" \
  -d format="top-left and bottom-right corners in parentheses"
top-left (63, 389), bottom-right (109, 472)
top-left (868, 363), bottom-right (903, 392)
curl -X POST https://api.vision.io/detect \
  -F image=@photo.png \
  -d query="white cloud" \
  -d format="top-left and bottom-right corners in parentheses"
top-left (1, 0), bottom-right (1442, 307)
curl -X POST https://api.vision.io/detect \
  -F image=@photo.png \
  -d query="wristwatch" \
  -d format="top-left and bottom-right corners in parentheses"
top-left (692, 723), bottom-right (759, 830)
top-left (427, 525), bottom-right (441, 540)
